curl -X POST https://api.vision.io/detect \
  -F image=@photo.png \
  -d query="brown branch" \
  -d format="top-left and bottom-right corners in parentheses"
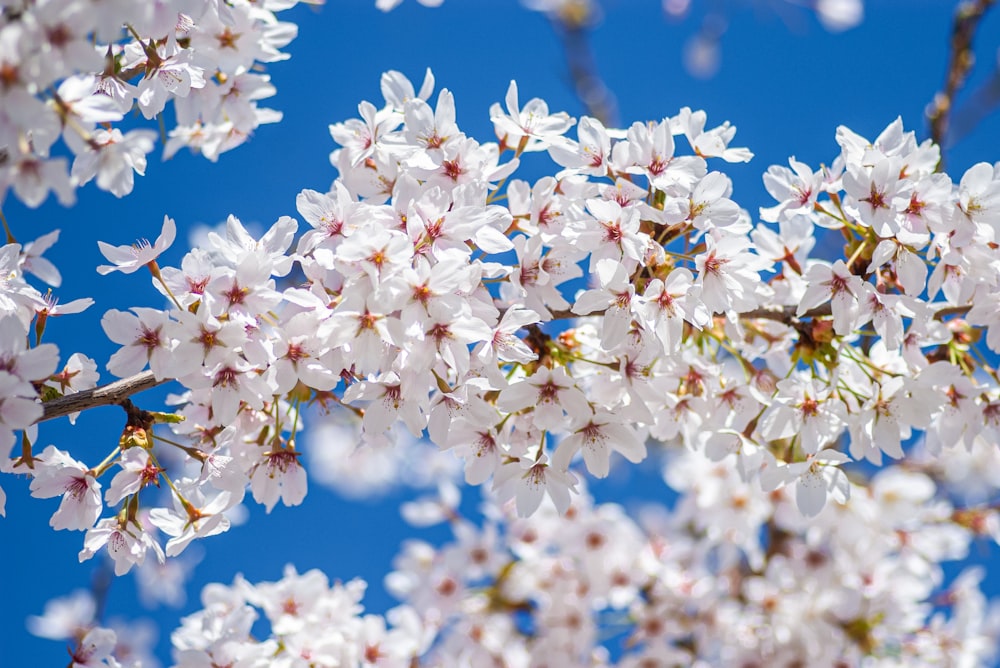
top-left (950, 63), bottom-right (1000, 146)
top-left (548, 5), bottom-right (619, 127)
top-left (550, 299), bottom-right (972, 329)
top-left (738, 302), bottom-right (973, 326)
top-left (738, 303), bottom-right (832, 325)
top-left (39, 370), bottom-right (170, 424)
top-left (933, 304), bottom-right (973, 321)
top-left (927, 0), bottom-right (996, 162)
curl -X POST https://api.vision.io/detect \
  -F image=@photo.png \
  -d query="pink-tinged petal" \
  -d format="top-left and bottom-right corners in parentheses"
top-left (363, 396), bottom-right (396, 435)
top-left (107, 346), bottom-right (148, 378)
top-left (465, 447), bottom-right (497, 486)
top-left (211, 387), bottom-right (241, 425)
top-left (795, 470), bottom-right (827, 517)
top-left (155, 215), bottom-right (176, 251)
top-left (96, 242), bottom-right (140, 274)
top-left (17, 344), bottom-right (59, 381)
top-left (251, 465), bottom-right (282, 513)
top-left (546, 469), bottom-right (575, 515)
top-left (500, 307), bottom-right (540, 331)
top-left (895, 248), bottom-right (927, 296)
top-left (52, 298), bottom-right (94, 315)
top-left (298, 362), bottom-right (339, 392)
top-left (581, 439), bottom-right (611, 478)
top-left (551, 439), bottom-right (580, 472)
top-left (572, 289), bottom-right (612, 315)
top-left (504, 80), bottom-right (520, 117)
top-left (282, 461), bottom-right (308, 507)
top-left (600, 306), bottom-right (631, 349)
top-left (606, 423), bottom-right (646, 463)
top-left (100, 310), bottom-right (139, 345)
top-left (449, 317), bottom-right (493, 344)
top-left (0, 392), bottom-right (41, 429)
top-left (50, 477), bottom-right (102, 531)
top-left (496, 379), bottom-right (538, 413)
top-left (473, 225), bottom-right (515, 254)
top-left (515, 474), bottom-right (545, 518)
top-left (961, 162), bottom-right (994, 194)
top-left (0, 317), bottom-right (27, 355)
top-left (25, 256), bottom-right (61, 286)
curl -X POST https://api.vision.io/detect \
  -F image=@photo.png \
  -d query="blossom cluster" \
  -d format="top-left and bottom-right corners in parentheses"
top-left (39, 446), bottom-right (1000, 667)
top-left (4, 65), bottom-right (1000, 585)
top-left (362, 456), bottom-right (1000, 667)
top-left (0, 0), bottom-right (301, 206)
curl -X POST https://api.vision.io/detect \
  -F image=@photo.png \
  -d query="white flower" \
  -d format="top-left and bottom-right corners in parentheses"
top-left (758, 375), bottom-right (847, 456)
top-left (0, 371), bottom-right (43, 430)
top-left (551, 410), bottom-right (646, 478)
top-left (70, 128), bottom-right (157, 198)
top-left (760, 447), bottom-right (850, 517)
top-left (494, 454), bottom-right (578, 517)
top-left (797, 259), bottom-right (864, 335)
top-left (105, 448), bottom-right (160, 505)
top-left (101, 307), bottom-right (175, 379)
top-left (135, 44), bottom-right (206, 119)
top-left (79, 518), bottom-right (164, 576)
top-left (0, 314), bottom-right (59, 382)
top-left (96, 215), bottom-right (176, 275)
top-left (29, 445), bottom-right (103, 531)
top-left (250, 448), bottom-right (308, 513)
top-left (69, 626), bottom-right (118, 668)
top-left (695, 234), bottom-right (769, 313)
top-left (148, 487), bottom-right (235, 557)
top-left (490, 80), bottom-right (575, 152)
top-left (497, 365), bottom-right (590, 432)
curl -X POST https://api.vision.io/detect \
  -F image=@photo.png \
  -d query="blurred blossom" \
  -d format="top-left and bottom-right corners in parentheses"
top-left (815, 0), bottom-right (864, 32)
top-left (106, 618), bottom-right (161, 668)
top-left (304, 410), bottom-right (460, 499)
top-left (27, 590), bottom-right (95, 640)
top-left (135, 546), bottom-right (202, 609)
top-left (663, 0), bottom-right (690, 18)
top-left (684, 31), bottom-right (722, 79)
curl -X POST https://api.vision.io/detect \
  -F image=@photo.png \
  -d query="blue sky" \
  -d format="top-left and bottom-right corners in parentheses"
top-left (2, 1), bottom-right (1000, 665)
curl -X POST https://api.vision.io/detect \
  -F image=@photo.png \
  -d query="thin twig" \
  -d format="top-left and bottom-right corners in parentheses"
top-left (950, 64), bottom-right (1000, 146)
top-left (926, 0), bottom-right (996, 165)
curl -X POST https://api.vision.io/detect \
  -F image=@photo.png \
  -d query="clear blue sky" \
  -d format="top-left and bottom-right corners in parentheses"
top-left (2, 1), bottom-right (999, 665)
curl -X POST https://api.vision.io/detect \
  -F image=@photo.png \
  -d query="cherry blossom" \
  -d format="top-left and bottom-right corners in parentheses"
top-left (96, 216), bottom-right (176, 275)
top-left (250, 447), bottom-right (308, 513)
top-left (101, 307), bottom-right (176, 379)
top-left (10, 10), bottom-right (1000, 661)
top-left (148, 487), bottom-right (236, 557)
top-left (490, 80), bottom-right (575, 152)
top-left (29, 445), bottom-right (103, 531)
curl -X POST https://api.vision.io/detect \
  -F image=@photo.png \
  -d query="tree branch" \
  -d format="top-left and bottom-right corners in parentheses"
top-left (737, 302), bottom-right (972, 326)
top-left (738, 303), bottom-right (832, 324)
top-left (34, 300), bottom-right (975, 426)
top-left (39, 370), bottom-right (170, 424)
top-left (547, 5), bottom-right (619, 127)
top-left (927, 0), bottom-right (996, 162)
top-left (950, 63), bottom-right (1000, 147)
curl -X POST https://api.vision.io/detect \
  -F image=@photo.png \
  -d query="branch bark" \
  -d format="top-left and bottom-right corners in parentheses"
top-left (39, 370), bottom-right (170, 424)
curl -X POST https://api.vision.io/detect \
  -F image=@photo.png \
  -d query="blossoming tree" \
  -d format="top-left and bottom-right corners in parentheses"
top-left (4, 0), bottom-right (1000, 665)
